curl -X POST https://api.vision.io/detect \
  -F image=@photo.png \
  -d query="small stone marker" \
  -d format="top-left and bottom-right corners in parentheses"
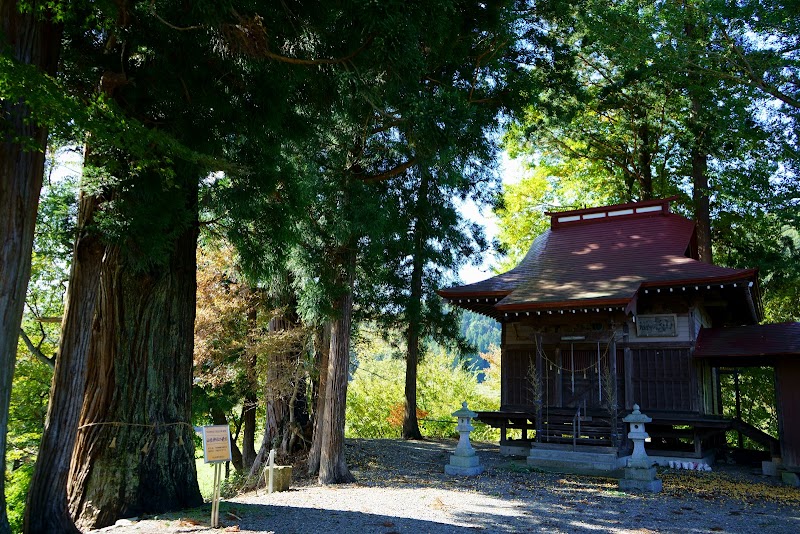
top-left (619, 404), bottom-right (662, 493)
top-left (260, 448), bottom-right (292, 494)
top-left (445, 401), bottom-right (484, 476)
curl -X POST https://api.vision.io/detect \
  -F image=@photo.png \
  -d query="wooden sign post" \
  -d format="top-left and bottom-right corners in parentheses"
top-left (201, 425), bottom-right (232, 528)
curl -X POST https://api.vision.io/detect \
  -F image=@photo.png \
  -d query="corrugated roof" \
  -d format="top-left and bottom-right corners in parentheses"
top-left (695, 323), bottom-right (800, 358)
top-left (439, 198), bottom-right (757, 316)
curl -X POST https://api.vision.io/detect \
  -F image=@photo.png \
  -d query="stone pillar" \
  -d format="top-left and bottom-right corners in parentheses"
top-left (445, 402), bottom-right (484, 476)
top-left (619, 404), bottom-right (662, 492)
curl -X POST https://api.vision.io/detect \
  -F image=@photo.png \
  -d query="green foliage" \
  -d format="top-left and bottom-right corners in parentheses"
top-left (7, 350), bottom-right (51, 465)
top-left (492, 160), bottom-right (617, 270)
top-left (720, 367), bottom-right (778, 449)
top-left (5, 463), bottom-right (33, 533)
top-left (346, 344), bottom-right (500, 441)
top-left (345, 354), bottom-right (404, 439)
top-left (499, 0), bottom-right (800, 316)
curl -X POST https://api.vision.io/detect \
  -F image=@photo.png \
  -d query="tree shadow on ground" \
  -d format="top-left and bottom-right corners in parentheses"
top-left (152, 495), bottom-right (798, 534)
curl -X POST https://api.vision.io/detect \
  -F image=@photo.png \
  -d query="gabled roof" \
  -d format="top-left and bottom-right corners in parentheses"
top-left (439, 198), bottom-right (759, 319)
top-left (694, 323), bottom-right (800, 361)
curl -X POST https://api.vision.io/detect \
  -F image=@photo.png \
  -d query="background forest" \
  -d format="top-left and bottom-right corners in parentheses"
top-left (2, 0), bottom-right (798, 532)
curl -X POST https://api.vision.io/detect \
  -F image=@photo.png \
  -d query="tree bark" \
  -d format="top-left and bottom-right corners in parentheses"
top-left (319, 248), bottom-right (356, 485)
top-left (0, 3), bottom-right (61, 532)
top-left (637, 121), bottom-right (654, 200)
top-left (241, 307), bottom-right (258, 471)
top-left (23, 188), bottom-right (104, 534)
top-left (67, 182), bottom-right (202, 528)
top-left (684, 14), bottom-right (714, 264)
top-left (248, 311), bottom-right (300, 478)
top-left (402, 169), bottom-right (429, 441)
top-left (307, 323), bottom-right (331, 475)
top-left (691, 141), bottom-right (712, 264)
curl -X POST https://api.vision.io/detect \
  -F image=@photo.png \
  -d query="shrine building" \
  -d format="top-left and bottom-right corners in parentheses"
top-left (439, 197), bottom-right (798, 477)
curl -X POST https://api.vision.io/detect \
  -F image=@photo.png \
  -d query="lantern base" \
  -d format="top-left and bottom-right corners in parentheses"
top-left (445, 453), bottom-right (483, 476)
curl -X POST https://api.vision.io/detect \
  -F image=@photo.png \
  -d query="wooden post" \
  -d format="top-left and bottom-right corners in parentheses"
top-left (624, 347), bottom-right (633, 410)
top-left (211, 462), bottom-right (222, 528)
top-left (500, 322), bottom-right (507, 408)
top-left (267, 448), bottom-right (276, 493)
top-left (610, 338), bottom-right (618, 448)
top-left (555, 347), bottom-right (563, 407)
top-left (734, 369), bottom-right (743, 448)
top-left (535, 335), bottom-right (543, 442)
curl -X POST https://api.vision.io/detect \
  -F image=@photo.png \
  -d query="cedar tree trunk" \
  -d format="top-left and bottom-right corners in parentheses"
top-left (24, 188), bottom-right (104, 534)
top-left (307, 322), bottom-right (331, 475)
top-left (0, 4), bottom-right (60, 532)
top-left (318, 248), bottom-right (356, 485)
top-left (241, 307), bottom-right (258, 470)
top-left (637, 121), bottom-right (654, 200)
top-left (402, 169), bottom-right (429, 440)
top-left (248, 313), bottom-right (296, 478)
top-left (67, 184), bottom-right (202, 528)
top-left (684, 13), bottom-right (714, 264)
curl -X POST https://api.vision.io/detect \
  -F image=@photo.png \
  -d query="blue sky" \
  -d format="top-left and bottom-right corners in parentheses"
top-left (458, 152), bottom-right (525, 284)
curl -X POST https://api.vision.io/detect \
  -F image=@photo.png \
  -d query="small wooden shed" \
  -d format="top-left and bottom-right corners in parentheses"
top-left (439, 198), bottom-right (785, 467)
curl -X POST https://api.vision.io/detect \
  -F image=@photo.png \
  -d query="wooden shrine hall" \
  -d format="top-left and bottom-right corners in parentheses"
top-left (439, 197), bottom-right (797, 475)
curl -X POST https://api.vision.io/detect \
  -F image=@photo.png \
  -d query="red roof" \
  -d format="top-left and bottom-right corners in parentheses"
top-left (439, 198), bottom-right (758, 317)
top-left (695, 323), bottom-right (800, 359)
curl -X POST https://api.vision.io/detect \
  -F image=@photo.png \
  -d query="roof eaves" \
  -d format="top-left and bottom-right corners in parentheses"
top-left (638, 269), bottom-right (758, 289)
top-left (496, 297), bottom-right (632, 313)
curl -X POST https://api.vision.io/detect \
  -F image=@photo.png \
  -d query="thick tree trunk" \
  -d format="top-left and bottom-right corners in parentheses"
top-left (23, 189), bottom-right (103, 534)
top-left (248, 387), bottom-right (288, 478)
top-left (307, 323), bottom-right (331, 475)
top-left (248, 306), bottom-right (309, 478)
top-left (319, 249), bottom-right (356, 485)
top-left (67, 183), bottom-right (202, 528)
top-left (0, 4), bottom-right (61, 532)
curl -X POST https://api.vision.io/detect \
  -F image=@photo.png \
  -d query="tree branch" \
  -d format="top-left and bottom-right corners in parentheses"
top-left (19, 329), bottom-right (55, 369)
top-left (358, 159), bottom-right (417, 183)
top-left (34, 316), bottom-right (62, 323)
top-left (149, 0), bottom-right (204, 31)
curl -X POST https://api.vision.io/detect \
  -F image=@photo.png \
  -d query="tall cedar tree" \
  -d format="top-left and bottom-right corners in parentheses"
top-left (0, 2), bottom-right (61, 532)
top-left (218, 1), bottom-right (519, 480)
top-left (22, 1), bottom-right (235, 528)
top-left (356, 0), bottom-right (523, 438)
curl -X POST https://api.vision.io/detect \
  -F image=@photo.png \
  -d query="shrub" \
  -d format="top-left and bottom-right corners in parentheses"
top-left (346, 345), bottom-right (500, 441)
top-left (7, 462), bottom-right (34, 533)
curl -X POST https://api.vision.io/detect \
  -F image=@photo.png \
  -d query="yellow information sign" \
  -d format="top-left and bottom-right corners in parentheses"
top-left (202, 425), bottom-right (232, 464)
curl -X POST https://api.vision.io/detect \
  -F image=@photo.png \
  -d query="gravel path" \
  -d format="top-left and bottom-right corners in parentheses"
top-left (96, 439), bottom-right (800, 534)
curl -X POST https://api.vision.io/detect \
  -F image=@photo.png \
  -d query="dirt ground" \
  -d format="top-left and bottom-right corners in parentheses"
top-left (93, 439), bottom-right (800, 534)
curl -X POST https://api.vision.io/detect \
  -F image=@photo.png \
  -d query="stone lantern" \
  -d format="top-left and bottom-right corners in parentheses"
top-left (445, 402), bottom-right (484, 476)
top-left (624, 404), bottom-right (652, 469)
top-left (619, 404), bottom-right (662, 492)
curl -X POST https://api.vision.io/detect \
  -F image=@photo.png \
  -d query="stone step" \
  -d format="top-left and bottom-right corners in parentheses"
top-left (527, 448), bottom-right (623, 474)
